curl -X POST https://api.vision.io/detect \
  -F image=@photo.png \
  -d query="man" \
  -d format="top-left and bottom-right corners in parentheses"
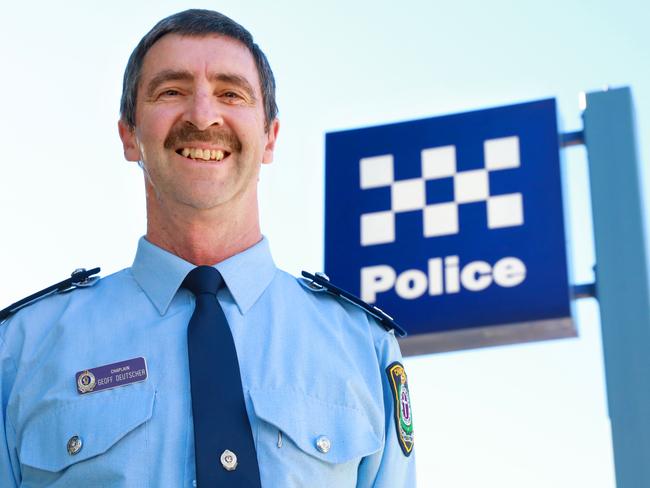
top-left (0, 9), bottom-right (415, 487)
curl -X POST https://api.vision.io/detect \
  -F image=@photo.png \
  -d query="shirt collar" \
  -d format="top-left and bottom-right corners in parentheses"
top-left (216, 237), bottom-right (277, 314)
top-left (131, 236), bottom-right (276, 316)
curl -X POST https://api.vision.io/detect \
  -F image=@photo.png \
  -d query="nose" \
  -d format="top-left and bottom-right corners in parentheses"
top-left (184, 91), bottom-right (224, 131)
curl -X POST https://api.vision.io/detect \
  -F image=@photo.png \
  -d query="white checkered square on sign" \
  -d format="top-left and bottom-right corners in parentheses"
top-left (487, 193), bottom-right (524, 228)
top-left (392, 178), bottom-right (426, 212)
top-left (361, 211), bottom-right (395, 246)
top-left (356, 136), bottom-right (524, 246)
top-left (484, 136), bottom-right (520, 170)
top-left (359, 154), bottom-right (394, 189)
top-left (421, 145), bottom-right (456, 179)
top-left (454, 169), bottom-right (489, 203)
top-left (423, 202), bottom-right (459, 237)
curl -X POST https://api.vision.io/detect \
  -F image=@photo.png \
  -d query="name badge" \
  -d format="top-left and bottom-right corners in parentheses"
top-left (76, 357), bottom-right (148, 395)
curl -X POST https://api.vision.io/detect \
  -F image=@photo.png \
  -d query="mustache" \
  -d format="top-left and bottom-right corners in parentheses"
top-left (163, 123), bottom-right (242, 152)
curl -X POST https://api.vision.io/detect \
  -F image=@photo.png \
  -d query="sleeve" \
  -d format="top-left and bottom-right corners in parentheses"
top-left (0, 333), bottom-right (20, 488)
top-left (357, 330), bottom-right (416, 488)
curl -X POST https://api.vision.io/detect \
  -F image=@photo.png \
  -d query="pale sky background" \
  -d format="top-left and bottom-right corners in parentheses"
top-left (2, 1), bottom-right (649, 486)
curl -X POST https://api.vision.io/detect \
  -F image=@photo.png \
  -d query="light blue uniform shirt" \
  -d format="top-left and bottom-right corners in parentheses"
top-left (0, 237), bottom-right (416, 487)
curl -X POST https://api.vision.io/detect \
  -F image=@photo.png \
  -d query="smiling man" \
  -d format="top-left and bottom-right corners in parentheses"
top-left (0, 9), bottom-right (415, 487)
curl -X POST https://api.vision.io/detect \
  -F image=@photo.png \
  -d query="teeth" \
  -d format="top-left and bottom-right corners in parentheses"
top-left (180, 148), bottom-right (226, 161)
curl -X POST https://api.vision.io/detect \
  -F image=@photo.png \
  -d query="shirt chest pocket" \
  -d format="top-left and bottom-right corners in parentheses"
top-left (250, 387), bottom-right (382, 487)
top-left (17, 383), bottom-right (155, 486)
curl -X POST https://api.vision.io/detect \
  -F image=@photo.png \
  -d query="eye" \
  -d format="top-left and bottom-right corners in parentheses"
top-left (157, 89), bottom-right (181, 99)
top-left (222, 91), bottom-right (243, 100)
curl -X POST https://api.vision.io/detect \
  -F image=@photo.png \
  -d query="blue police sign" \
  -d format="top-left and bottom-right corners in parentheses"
top-left (325, 99), bottom-right (572, 352)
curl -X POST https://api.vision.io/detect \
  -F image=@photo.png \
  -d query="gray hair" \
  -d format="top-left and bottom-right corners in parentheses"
top-left (120, 9), bottom-right (278, 131)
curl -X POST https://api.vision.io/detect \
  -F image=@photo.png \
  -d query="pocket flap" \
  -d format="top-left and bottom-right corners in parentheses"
top-left (250, 387), bottom-right (381, 464)
top-left (19, 383), bottom-right (155, 472)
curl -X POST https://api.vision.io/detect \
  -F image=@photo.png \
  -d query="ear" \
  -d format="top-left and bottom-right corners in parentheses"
top-left (118, 119), bottom-right (141, 162)
top-left (261, 118), bottom-right (280, 165)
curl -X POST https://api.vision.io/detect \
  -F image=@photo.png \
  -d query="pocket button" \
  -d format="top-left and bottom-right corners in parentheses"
top-left (315, 435), bottom-right (331, 454)
top-left (67, 436), bottom-right (83, 456)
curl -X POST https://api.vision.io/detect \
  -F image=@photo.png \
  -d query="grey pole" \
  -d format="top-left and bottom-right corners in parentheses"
top-left (583, 86), bottom-right (650, 487)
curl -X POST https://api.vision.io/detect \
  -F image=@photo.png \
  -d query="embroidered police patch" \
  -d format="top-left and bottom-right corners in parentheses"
top-left (386, 361), bottom-right (414, 456)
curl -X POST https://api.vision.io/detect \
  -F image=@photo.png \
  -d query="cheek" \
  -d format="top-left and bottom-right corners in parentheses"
top-left (135, 125), bottom-right (166, 158)
top-left (238, 122), bottom-right (270, 154)
top-left (135, 106), bottom-right (178, 142)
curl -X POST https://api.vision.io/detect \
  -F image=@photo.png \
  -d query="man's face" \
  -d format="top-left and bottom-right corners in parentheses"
top-left (118, 34), bottom-right (278, 211)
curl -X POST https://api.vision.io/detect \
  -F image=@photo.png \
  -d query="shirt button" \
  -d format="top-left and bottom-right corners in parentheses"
top-left (192, 480), bottom-right (197, 487)
top-left (67, 435), bottom-right (83, 456)
top-left (315, 435), bottom-right (331, 454)
top-left (220, 449), bottom-right (238, 471)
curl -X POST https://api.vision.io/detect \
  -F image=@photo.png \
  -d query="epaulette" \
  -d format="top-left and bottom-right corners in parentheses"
top-left (300, 271), bottom-right (407, 337)
top-left (0, 267), bottom-right (101, 324)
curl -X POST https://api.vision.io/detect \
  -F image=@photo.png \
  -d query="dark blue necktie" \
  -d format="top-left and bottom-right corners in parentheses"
top-left (182, 266), bottom-right (261, 487)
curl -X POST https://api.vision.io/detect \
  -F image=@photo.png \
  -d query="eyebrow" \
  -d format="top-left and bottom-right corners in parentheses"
top-left (144, 69), bottom-right (258, 102)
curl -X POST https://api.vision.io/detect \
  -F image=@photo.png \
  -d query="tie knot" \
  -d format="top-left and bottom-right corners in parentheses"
top-left (182, 266), bottom-right (223, 296)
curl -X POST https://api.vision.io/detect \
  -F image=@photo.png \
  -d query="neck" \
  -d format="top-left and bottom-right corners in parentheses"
top-left (144, 187), bottom-right (262, 266)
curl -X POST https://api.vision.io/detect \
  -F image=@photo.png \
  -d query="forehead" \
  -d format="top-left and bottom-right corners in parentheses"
top-left (139, 33), bottom-right (261, 91)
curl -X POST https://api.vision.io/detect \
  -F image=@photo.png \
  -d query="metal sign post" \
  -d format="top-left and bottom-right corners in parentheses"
top-left (583, 86), bottom-right (650, 488)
